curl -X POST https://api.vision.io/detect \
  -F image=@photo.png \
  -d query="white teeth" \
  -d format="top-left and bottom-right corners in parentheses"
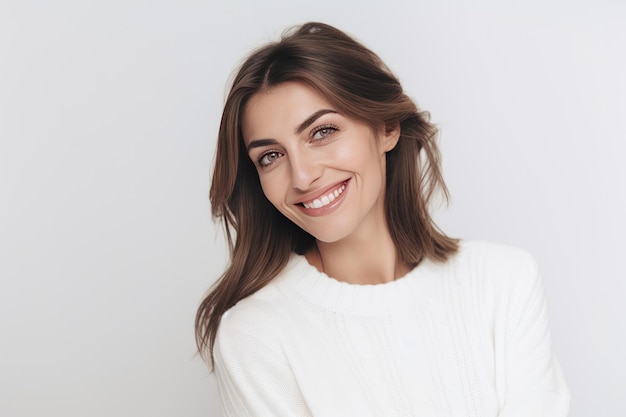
top-left (302, 183), bottom-right (346, 209)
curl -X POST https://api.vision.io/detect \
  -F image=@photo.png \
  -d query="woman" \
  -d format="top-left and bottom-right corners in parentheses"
top-left (196, 22), bottom-right (570, 416)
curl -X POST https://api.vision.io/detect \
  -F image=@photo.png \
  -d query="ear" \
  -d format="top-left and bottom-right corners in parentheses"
top-left (379, 124), bottom-right (401, 153)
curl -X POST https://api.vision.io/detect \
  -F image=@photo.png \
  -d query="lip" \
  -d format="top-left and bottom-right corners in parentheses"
top-left (295, 179), bottom-right (350, 217)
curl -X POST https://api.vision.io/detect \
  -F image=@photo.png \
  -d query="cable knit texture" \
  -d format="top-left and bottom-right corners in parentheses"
top-left (214, 241), bottom-right (570, 417)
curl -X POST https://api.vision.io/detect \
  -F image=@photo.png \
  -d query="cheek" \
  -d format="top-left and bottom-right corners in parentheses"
top-left (259, 178), bottom-right (274, 201)
top-left (334, 136), bottom-right (383, 171)
top-left (259, 175), bottom-right (284, 208)
top-left (333, 139), bottom-right (368, 165)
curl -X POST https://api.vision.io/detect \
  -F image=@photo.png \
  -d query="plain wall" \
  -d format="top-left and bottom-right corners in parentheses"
top-left (1, 1), bottom-right (624, 416)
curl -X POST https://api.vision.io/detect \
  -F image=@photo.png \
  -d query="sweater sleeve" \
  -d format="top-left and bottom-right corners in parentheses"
top-left (495, 252), bottom-right (570, 417)
top-left (213, 308), bottom-right (313, 417)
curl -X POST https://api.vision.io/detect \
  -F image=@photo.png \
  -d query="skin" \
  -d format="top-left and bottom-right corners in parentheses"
top-left (242, 81), bottom-right (410, 284)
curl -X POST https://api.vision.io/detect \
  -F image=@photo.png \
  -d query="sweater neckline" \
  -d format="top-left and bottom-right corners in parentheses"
top-left (275, 253), bottom-right (442, 315)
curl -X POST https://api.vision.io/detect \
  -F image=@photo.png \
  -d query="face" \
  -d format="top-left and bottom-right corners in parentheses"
top-left (241, 82), bottom-right (399, 244)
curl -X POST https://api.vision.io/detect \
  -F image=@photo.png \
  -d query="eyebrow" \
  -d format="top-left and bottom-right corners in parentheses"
top-left (246, 138), bottom-right (279, 152)
top-left (246, 109), bottom-right (338, 152)
top-left (295, 109), bottom-right (338, 135)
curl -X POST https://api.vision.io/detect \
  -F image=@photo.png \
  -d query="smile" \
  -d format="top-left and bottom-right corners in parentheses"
top-left (302, 182), bottom-right (347, 209)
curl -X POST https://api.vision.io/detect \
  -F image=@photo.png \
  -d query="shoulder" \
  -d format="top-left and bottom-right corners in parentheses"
top-left (215, 289), bottom-right (283, 354)
top-left (213, 287), bottom-right (288, 376)
top-left (441, 240), bottom-right (542, 300)
top-left (215, 256), bottom-right (305, 354)
top-left (454, 240), bottom-right (538, 274)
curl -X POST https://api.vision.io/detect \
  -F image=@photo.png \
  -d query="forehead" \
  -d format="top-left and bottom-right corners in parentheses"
top-left (241, 82), bottom-right (335, 143)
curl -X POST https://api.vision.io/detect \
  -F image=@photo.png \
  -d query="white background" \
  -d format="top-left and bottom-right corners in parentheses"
top-left (1, 1), bottom-right (624, 416)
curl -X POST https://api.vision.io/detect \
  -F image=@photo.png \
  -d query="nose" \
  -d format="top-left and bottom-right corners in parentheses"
top-left (288, 150), bottom-right (322, 191)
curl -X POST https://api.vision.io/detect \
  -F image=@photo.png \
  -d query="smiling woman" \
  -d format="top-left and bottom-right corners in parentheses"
top-left (196, 22), bottom-right (570, 417)
top-left (242, 82), bottom-right (399, 250)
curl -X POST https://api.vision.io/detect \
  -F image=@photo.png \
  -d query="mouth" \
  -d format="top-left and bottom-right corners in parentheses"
top-left (294, 179), bottom-right (350, 216)
top-left (301, 181), bottom-right (347, 209)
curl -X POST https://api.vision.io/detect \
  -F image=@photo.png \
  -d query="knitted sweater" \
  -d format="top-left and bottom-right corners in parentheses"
top-left (214, 241), bottom-right (570, 417)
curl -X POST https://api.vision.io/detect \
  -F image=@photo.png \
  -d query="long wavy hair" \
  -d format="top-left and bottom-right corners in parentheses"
top-left (196, 22), bottom-right (458, 367)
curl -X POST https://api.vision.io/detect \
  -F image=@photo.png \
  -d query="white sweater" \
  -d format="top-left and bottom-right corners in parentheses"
top-left (214, 241), bottom-right (570, 417)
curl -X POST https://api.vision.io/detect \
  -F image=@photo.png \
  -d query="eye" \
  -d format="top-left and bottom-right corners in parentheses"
top-left (258, 150), bottom-right (283, 167)
top-left (311, 125), bottom-right (338, 141)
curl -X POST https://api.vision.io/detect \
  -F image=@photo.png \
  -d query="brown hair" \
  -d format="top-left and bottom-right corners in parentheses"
top-left (196, 22), bottom-right (458, 366)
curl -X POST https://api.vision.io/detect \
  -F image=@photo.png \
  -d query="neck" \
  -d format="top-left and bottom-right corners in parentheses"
top-left (307, 228), bottom-right (410, 285)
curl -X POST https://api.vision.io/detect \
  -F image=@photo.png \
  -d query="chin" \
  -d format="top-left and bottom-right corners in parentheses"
top-left (299, 225), bottom-right (354, 244)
